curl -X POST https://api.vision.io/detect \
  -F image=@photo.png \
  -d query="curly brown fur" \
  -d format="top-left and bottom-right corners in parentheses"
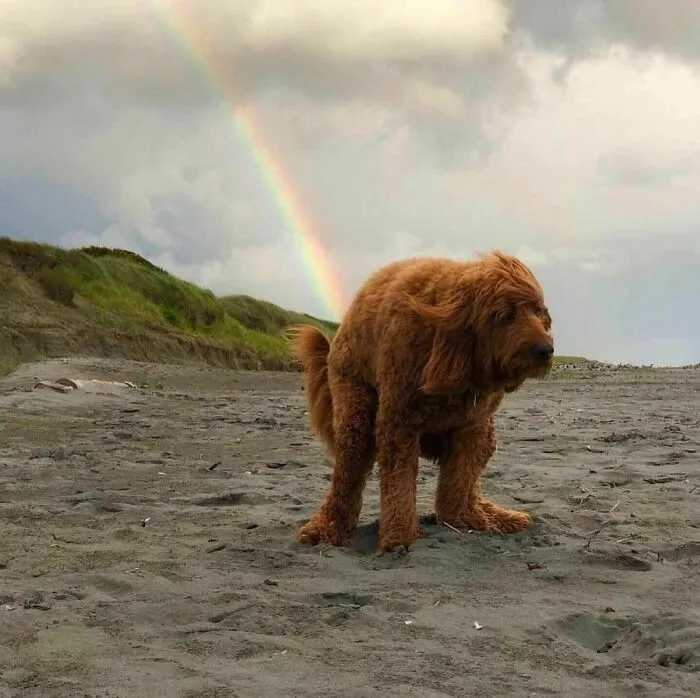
top-left (289, 250), bottom-right (554, 553)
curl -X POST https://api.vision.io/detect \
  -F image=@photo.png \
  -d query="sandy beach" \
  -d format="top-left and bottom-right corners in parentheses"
top-left (0, 358), bottom-right (698, 698)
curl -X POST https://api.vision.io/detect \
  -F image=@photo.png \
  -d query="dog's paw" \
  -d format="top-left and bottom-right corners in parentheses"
top-left (297, 516), bottom-right (351, 547)
top-left (489, 510), bottom-right (531, 534)
top-left (479, 501), bottom-right (532, 534)
top-left (376, 544), bottom-right (410, 559)
top-left (377, 526), bottom-right (424, 554)
top-left (437, 502), bottom-right (531, 535)
top-left (437, 508), bottom-right (490, 533)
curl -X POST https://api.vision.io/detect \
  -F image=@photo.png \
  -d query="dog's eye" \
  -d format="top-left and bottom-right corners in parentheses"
top-left (496, 304), bottom-right (517, 325)
top-left (534, 306), bottom-right (552, 329)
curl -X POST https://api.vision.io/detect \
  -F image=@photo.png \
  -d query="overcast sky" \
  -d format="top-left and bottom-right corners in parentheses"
top-left (1, 0), bottom-right (699, 366)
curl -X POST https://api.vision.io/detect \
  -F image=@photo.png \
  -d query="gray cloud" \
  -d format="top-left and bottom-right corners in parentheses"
top-left (506, 0), bottom-right (700, 62)
top-left (532, 242), bottom-right (700, 366)
top-left (596, 148), bottom-right (699, 189)
top-left (0, 1), bottom-right (514, 115)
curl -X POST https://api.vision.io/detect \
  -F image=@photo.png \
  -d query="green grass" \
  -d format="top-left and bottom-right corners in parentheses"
top-left (221, 294), bottom-right (339, 335)
top-left (553, 355), bottom-right (593, 366)
top-left (0, 237), bottom-right (337, 371)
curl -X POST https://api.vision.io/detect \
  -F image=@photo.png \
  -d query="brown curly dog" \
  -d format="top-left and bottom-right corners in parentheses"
top-left (288, 251), bottom-right (554, 553)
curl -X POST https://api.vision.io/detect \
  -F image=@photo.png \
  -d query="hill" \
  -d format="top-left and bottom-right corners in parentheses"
top-left (0, 237), bottom-right (338, 375)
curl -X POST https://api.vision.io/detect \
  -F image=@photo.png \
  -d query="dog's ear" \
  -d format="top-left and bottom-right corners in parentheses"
top-left (420, 328), bottom-right (474, 395)
top-left (399, 264), bottom-right (499, 395)
top-left (399, 287), bottom-right (471, 333)
top-left (399, 285), bottom-right (478, 395)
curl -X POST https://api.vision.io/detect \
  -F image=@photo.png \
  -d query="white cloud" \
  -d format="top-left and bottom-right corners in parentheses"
top-left (0, 0), bottom-right (514, 121)
top-left (439, 47), bottom-right (700, 248)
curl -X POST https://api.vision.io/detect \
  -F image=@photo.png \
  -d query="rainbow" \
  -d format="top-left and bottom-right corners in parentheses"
top-left (151, 0), bottom-right (345, 322)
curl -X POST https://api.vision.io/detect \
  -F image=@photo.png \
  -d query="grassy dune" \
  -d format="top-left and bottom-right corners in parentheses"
top-left (0, 237), bottom-right (338, 373)
top-left (550, 355), bottom-right (592, 366)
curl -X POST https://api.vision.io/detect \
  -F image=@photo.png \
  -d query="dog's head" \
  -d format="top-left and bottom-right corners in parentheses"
top-left (408, 251), bottom-right (554, 395)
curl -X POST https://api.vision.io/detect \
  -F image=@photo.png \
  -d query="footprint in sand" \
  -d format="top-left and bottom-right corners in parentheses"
top-left (554, 611), bottom-right (700, 671)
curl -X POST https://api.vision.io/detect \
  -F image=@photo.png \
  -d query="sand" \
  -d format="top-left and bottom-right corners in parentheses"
top-left (0, 357), bottom-right (698, 698)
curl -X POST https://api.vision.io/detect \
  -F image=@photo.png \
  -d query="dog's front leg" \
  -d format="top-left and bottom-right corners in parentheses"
top-left (435, 419), bottom-right (531, 534)
top-left (375, 425), bottom-right (423, 553)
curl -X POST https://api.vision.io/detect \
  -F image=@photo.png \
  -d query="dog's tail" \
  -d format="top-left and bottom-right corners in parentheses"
top-left (286, 324), bottom-right (335, 454)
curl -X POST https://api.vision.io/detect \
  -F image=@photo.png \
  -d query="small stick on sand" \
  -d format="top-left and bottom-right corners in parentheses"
top-left (51, 532), bottom-right (80, 545)
top-left (576, 490), bottom-right (592, 509)
top-left (582, 523), bottom-right (609, 551)
top-left (526, 561), bottom-right (547, 571)
top-left (441, 521), bottom-right (463, 535)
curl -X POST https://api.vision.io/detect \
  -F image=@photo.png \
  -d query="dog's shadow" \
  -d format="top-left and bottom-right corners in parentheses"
top-left (350, 521), bottom-right (382, 556)
top-left (291, 514), bottom-right (546, 560)
top-left (348, 514), bottom-right (468, 556)
top-left (349, 513), bottom-right (545, 558)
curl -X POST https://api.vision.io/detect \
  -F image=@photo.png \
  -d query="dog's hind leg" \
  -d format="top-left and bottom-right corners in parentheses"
top-left (435, 418), bottom-right (531, 534)
top-left (297, 377), bottom-right (377, 547)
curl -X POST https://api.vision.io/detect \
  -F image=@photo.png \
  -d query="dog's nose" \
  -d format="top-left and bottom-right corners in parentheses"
top-left (532, 343), bottom-right (554, 362)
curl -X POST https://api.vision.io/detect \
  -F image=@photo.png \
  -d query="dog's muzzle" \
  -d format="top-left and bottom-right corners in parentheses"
top-left (532, 343), bottom-right (554, 364)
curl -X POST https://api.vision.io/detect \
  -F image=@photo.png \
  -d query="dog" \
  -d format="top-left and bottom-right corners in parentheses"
top-left (288, 251), bottom-right (553, 553)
